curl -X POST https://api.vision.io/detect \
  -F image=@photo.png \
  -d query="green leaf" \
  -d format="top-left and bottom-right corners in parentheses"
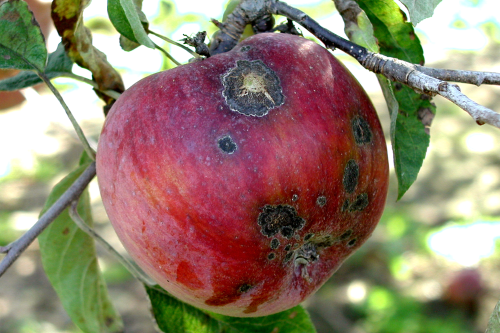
top-left (107, 0), bottom-right (154, 49)
top-left (399, 0), bottom-right (443, 26)
top-left (0, 42), bottom-right (73, 91)
top-left (145, 285), bottom-right (316, 333)
top-left (38, 161), bottom-right (123, 333)
top-left (0, 0), bottom-right (47, 71)
top-left (486, 299), bottom-right (500, 333)
top-left (356, 0), bottom-right (435, 199)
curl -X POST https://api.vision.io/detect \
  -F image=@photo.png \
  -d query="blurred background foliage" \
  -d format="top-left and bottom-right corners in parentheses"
top-left (1, 0), bottom-right (500, 332)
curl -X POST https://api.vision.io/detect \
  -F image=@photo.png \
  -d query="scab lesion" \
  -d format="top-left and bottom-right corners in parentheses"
top-left (351, 116), bottom-right (373, 145)
top-left (343, 160), bottom-right (359, 194)
top-left (218, 135), bottom-right (237, 154)
top-left (221, 60), bottom-right (284, 117)
top-left (257, 204), bottom-right (305, 239)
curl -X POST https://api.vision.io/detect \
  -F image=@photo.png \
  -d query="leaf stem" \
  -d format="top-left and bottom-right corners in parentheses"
top-left (38, 72), bottom-right (97, 159)
top-left (153, 42), bottom-right (182, 66)
top-left (68, 201), bottom-right (156, 287)
top-left (149, 30), bottom-right (200, 58)
top-left (58, 73), bottom-right (122, 100)
top-left (0, 162), bottom-right (96, 277)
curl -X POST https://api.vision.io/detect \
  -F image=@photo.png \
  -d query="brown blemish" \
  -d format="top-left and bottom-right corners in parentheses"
top-left (205, 282), bottom-right (249, 307)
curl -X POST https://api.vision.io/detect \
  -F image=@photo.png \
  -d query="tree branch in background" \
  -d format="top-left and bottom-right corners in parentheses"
top-left (269, 0), bottom-right (500, 129)
top-left (415, 65), bottom-right (500, 86)
top-left (0, 162), bottom-right (96, 277)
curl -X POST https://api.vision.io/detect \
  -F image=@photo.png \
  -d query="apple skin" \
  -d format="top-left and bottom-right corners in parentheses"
top-left (96, 32), bottom-right (389, 317)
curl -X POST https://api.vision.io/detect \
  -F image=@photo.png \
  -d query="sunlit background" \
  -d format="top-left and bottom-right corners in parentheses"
top-left (1, 0), bottom-right (500, 332)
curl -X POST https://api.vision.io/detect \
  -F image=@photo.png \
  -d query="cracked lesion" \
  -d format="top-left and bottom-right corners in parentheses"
top-left (221, 60), bottom-right (284, 117)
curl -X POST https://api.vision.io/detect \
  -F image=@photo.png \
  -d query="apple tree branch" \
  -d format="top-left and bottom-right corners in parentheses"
top-left (0, 162), bottom-right (96, 277)
top-left (210, 0), bottom-right (500, 129)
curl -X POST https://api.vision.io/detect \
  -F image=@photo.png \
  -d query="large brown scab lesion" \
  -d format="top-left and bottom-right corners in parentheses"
top-left (258, 204), bottom-right (305, 239)
top-left (221, 60), bottom-right (284, 117)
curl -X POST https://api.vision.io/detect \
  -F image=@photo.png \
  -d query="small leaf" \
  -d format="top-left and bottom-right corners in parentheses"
top-left (0, 0), bottom-right (47, 71)
top-left (38, 160), bottom-right (123, 333)
top-left (356, 0), bottom-right (434, 199)
top-left (145, 285), bottom-right (316, 333)
top-left (0, 42), bottom-right (73, 91)
top-left (399, 0), bottom-right (443, 26)
top-left (107, 0), bottom-right (154, 49)
top-left (119, 35), bottom-right (141, 52)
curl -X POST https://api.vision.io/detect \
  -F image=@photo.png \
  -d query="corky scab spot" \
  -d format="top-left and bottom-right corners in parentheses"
top-left (343, 160), bottom-right (359, 193)
top-left (218, 135), bottom-right (237, 154)
top-left (268, 252), bottom-right (276, 260)
top-left (221, 60), bottom-right (284, 117)
top-left (316, 196), bottom-right (327, 207)
top-left (352, 116), bottom-right (373, 145)
top-left (349, 193), bottom-right (369, 212)
top-left (270, 238), bottom-right (280, 249)
top-left (258, 204), bottom-right (305, 238)
top-left (238, 283), bottom-right (253, 293)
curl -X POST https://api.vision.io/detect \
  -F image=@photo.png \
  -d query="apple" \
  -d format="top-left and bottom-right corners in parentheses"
top-left (96, 32), bottom-right (389, 317)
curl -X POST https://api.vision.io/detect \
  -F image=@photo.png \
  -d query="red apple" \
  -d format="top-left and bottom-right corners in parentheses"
top-left (96, 32), bottom-right (389, 317)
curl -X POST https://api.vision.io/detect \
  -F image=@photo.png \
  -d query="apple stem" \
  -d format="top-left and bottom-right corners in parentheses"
top-left (153, 42), bottom-right (182, 67)
top-left (68, 201), bottom-right (157, 287)
top-left (148, 30), bottom-right (202, 59)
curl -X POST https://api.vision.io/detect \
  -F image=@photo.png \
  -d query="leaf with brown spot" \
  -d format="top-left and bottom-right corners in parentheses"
top-left (0, 0), bottom-right (47, 71)
top-left (51, 0), bottom-right (124, 104)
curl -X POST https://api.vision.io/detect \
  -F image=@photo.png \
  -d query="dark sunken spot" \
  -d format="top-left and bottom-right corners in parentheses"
top-left (268, 252), bottom-right (276, 260)
top-left (339, 229), bottom-right (353, 241)
top-left (343, 160), bottom-right (359, 193)
top-left (221, 60), bottom-right (284, 117)
top-left (316, 196), bottom-right (327, 207)
top-left (292, 194), bottom-right (299, 202)
top-left (347, 238), bottom-right (358, 247)
top-left (258, 204), bottom-right (305, 238)
top-left (270, 238), bottom-right (280, 250)
top-left (218, 135), bottom-right (237, 154)
top-left (240, 45), bottom-right (251, 52)
top-left (341, 199), bottom-right (350, 212)
top-left (349, 193), bottom-right (369, 212)
top-left (284, 244), bottom-right (292, 252)
top-left (238, 283), bottom-right (253, 293)
top-left (304, 233), bottom-right (314, 242)
top-left (284, 251), bottom-right (294, 263)
top-left (352, 116), bottom-right (373, 145)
